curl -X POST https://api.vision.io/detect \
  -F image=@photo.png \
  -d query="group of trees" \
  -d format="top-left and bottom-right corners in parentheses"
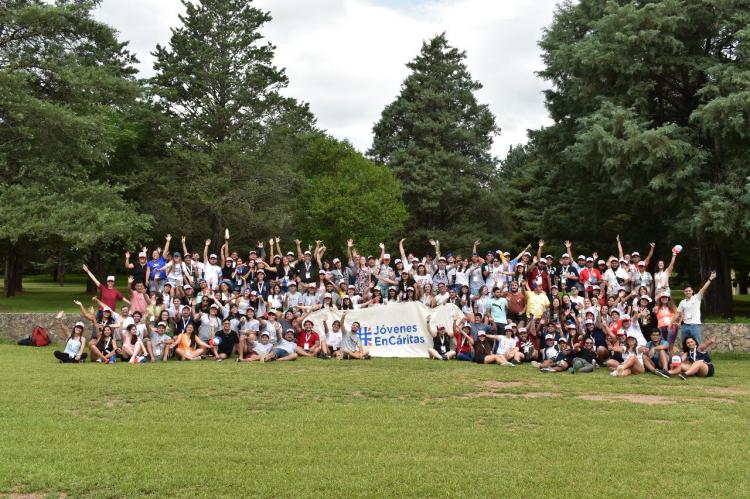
top-left (1, 0), bottom-right (747, 315)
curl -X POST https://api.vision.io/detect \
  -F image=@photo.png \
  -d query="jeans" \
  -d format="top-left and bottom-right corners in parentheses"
top-left (681, 323), bottom-right (702, 343)
top-left (456, 351), bottom-right (473, 361)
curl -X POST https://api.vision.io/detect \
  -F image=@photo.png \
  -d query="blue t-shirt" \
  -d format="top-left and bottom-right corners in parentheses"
top-left (646, 339), bottom-right (668, 359)
top-left (148, 257), bottom-right (166, 280)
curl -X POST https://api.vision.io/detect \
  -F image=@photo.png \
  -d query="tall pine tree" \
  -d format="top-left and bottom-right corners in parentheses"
top-left (526, 0), bottom-right (750, 316)
top-left (149, 0), bottom-right (316, 246)
top-left (369, 33), bottom-right (500, 251)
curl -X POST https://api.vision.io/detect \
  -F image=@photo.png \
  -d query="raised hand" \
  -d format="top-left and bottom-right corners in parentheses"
top-left (166, 234), bottom-right (172, 242)
top-left (82, 264), bottom-right (89, 272)
top-left (181, 236), bottom-right (186, 243)
top-left (564, 240), bottom-right (571, 248)
top-left (205, 239), bottom-right (211, 246)
top-left (294, 239), bottom-right (301, 245)
top-left (709, 271), bottom-right (717, 280)
top-left (539, 239), bottom-right (545, 247)
top-left (125, 251), bottom-right (130, 259)
top-left (275, 236), bottom-right (280, 243)
top-left (315, 240), bottom-right (322, 245)
top-left (428, 239), bottom-right (436, 246)
top-left (592, 252), bottom-right (598, 260)
top-left (347, 239), bottom-right (354, 248)
top-left (473, 239), bottom-right (480, 246)
top-left (379, 242), bottom-right (385, 250)
top-left (73, 300), bottom-right (82, 306)
top-left (258, 241), bottom-right (264, 248)
top-left (400, 238), bottom-right (406, 244)
top-left (650, 242), bottom-right (656, 248)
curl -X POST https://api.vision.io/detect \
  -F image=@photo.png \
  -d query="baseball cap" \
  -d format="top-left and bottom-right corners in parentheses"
top-left (545, 254), bottom-right (553, 259)
top-left (157, 321), bottom-right (167, 327)
top-left (504, 324), bottom-right (513, 330)
top-left (586, 257), bottom-right (594, 262)
top-left (209, 304), bottom-right (219, 309)
top-left (333, 258), bottom-right (340, 264)
top-left (477, 330), bottom-right (486, 335)
top-left (106, 275), bottom-right (115, 282)
top-left (286, 328), bottom-right (295, 333)
top-left (620, 314), bottom-right (631, 321)
top-left (638, 261), bottom-right (646, 267)
top-left (584, 319), bottom-right (594, 325)
top-left (261, 332), bottom-right (270, 337)
top-left (183, 284), bottom-right (192, 290)
top-left (565, 323), bottom-right (576, 329)
top-left (632, 251), bottom-right (641, 257)
top-left (209, 253), bottom-right (217, 259)
top-left (304, 250), bottom-right (312, 255)
top-left (138, 251), bottom-right (147, 258)
top-left (558, 338), bottom-right (568, 343)
top-left (74, 321), bottom-right (85, 328)
top-left (597, 260), bottom-right (606, 265)
top-left (267, 309), bottom-right (278, 316)
top-left (286, 251), bottom-right (294, 256)
top-left (577, 255), bottom-right (586, 260)
top-left (318, 270), bottom-right (325, 274)
top-left (545, 334), bottom-right (555, 340)
top-left (383, 253), bottom-right (391, 259)
top-left (288, 282), bottom-right (297, 287)
top-left (562, 253), bottom-right (570, 258)
top-left (250, 290), bottom-right (258, 296)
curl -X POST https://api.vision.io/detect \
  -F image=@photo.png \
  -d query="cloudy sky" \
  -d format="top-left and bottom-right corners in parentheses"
top-left (93, 0), bottom-right (557, 159)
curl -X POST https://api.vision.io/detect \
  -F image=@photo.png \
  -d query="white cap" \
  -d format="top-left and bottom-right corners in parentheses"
top-left (138, 251), bottom-right (147, 258)
top-left (157, 321), bottom-right (167, 327)
top-left (562, 253), bottom-right (570, 258)
top-left (324, 293), bottom-right (332, 299)
top-left (545, 334), bottom-right (555, 340)
top-left (620, 314), bottom-right (631, 321)
top-left (106, 275), bottom-right (115, 282)
top-left (577, 255), bottom-right (586, 260)
top-left (504, 324), bottom-right (513, 330)
top-left (183, 284), bottom-right (192, 290)
top-left (74, 321), bottom-right (85, 328)
top-left (209, 253), bottom-right (217, 259)
top-left (332, 258), bottom-right (340, 263)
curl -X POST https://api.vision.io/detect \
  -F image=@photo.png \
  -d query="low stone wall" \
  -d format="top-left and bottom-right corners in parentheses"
top-left (1, 313), bottom-right (749, 352)
top-left (0, 313), bottom-right (86, 344)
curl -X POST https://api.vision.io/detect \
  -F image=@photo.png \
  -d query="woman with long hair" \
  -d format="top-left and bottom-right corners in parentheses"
top-left (173, 323), bottom-right (209, 361)
top-left (53, 315), bottom-right (87, 363)
top-left (610, 334), bottom-right (645, 377)
top-left (669, 334), bottom-right (717, 379)
top-left (92, 324), bottom-right (117, 363)
top-left (654, 252), bottom-right (678, 296)
top-left (653, 291), bottom-right (679, 351)
top-left (472, 285), bottom-right (491, 317)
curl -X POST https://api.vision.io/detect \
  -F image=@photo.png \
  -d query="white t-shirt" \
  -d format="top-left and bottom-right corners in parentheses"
top-left (327, 331), bottom-right (343, 349)
top-left (497, 335), bottom-right (516, 355)
top-left (678, 293), bottom-right (702, 325)
top-left (204, 263), bottom-right (222, 289)
top-left (434, 292), bottom-right (450, 306)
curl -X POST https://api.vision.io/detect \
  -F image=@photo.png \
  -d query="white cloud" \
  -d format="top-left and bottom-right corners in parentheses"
top-left (93, 0), bottom-right (556, 158)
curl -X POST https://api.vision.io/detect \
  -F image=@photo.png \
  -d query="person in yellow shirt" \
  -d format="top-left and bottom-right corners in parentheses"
top-left (525, 281), bottom-right (550, 320)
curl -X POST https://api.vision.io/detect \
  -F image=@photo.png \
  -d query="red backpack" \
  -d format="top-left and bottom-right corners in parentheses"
top-left (31, 326), bottom-right (50, 347)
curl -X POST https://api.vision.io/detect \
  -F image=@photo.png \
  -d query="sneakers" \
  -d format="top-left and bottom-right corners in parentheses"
top-left (540, 367), bottom-right (555, 372)
top-left (568, 367), bottom-right (576, 374)
top-left (655, 369), bottom-right (670, 379)
top-left (678, 373), bottom-right (687, 380)
top-left (531, 361), bottom-right (541, 368)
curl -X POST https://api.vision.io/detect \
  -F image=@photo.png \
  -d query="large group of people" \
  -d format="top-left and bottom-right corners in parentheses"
top-left (52, 233), bottom-right (718, 379)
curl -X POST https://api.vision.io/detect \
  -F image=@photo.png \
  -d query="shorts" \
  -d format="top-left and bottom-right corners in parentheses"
top-left (706, 364), bottom-right (715, 377)
top-left (456, 351), bottom-right (473, 362)
top-left (610, 352), bottom-right (623, 363)
top-left (272, 348), bottom-right (289, 358)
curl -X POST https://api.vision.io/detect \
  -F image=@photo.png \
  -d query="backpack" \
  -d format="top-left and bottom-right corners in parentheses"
top-left (31, 326), bottom-right (50, 347)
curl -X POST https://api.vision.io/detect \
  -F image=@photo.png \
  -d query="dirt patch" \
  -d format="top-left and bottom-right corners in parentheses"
top-left (577, 394), bottom-right (676, 405)
top-left (705, 387), bottom-right (749, 396)
top-left (686, 397), bottom-right (736, 404)
top-left (480, 380), bottom-right (525, 389)
top-left (522, 392), bottom-right (559, 399)
top-left (105, 398), bottom-right (127, 408)
top-left (650, 419), bottom-right (670, 424)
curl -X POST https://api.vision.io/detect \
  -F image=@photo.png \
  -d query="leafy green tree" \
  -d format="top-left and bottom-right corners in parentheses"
top-left (295, 135), bottom-right (407, 255)
top-left (369, 33), bottom-right (500, 252)
top-left (0, 0), bottom-right (151, 296)
top-left (527, 0), bottom-right (750, 315)
top-left (148, 0), bottom-right (316, 249)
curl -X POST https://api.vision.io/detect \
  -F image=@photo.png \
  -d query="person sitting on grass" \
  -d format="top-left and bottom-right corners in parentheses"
top-left (119, 324), bottom-right (148, 364)
top-left (321, 319), bottom-right (344, 359)
top-left (531, 334), bottom-right (559, 369)
top-left (252, 332), bottom-right (274, 362)
top-left (173, 323), bottom-right (208, 361)
top-left (340, 315), bottom-right (370, 360)
top-left (92, 324), bottom-right (117, 363)
top-left (265, 328), bottom-right (298, 362)
top-left (568, 337), bottom-right (596, 373)
top-left (496, 324), bottom-right (523, 365)
top-left (539, 338), bottom-right (573, 372)
top-left (472, 330), bottom-right (513, 366)
top-left (147, 321), bottom-right (173, 362)
top-left (516, 326), bottom-right (536, 363)
top-left (296, 319), bottom-right (322, 358)
top-left (426, 316), bottom-right (455, 360)
top-left (610, 334), bottom-right (645, 377)
top-left (53, 314), bottom-right (87, 363)
top-left (213, 318), bottom-right (238, 362)
top-left (237, 332), bottom-right (258, 362)
top-left (641, 328), bottom-right (670, 376)
top-left (668, 334), bottom-right (717, 379)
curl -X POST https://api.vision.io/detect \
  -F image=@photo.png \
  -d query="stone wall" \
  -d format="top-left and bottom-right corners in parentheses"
top-left (0, 313), bottom-right (87, 344)
top-left (1, 313), bottom-right (749, 352)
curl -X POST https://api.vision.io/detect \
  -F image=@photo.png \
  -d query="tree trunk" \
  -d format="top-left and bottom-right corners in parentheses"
top-left (698, 238), bottom-right (733, 317)
top-left (3, 245), bottom-right (23, 297)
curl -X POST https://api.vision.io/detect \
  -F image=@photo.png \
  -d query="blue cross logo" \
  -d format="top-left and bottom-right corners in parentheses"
top-left (357, 326), bottom-right (373, 346)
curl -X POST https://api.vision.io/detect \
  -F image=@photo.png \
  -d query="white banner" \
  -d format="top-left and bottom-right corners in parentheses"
top-left (306, 302), bottom-right (465, 357)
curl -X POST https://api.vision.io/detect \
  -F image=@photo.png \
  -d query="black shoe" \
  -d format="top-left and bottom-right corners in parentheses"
top-left (655, 369), bottom-right (670, 379)
top-left (678, 373), bottom-right (687, 380)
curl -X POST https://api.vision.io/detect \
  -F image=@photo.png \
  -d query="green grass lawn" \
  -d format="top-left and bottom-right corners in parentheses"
top-left (2, 275), bottom-right (749, 322)
top-left (1, 345), bottom-right (749, 498)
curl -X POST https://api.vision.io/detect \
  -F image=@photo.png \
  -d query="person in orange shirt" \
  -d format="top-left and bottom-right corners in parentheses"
top-left (653, 291), bottom-right (680, 352)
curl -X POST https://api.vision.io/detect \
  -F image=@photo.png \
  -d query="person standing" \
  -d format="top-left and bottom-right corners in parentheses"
top-left (677, 271), bottom-right (716, 343)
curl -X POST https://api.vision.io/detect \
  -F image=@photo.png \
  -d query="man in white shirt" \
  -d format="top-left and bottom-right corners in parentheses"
top-left (678, 271), bottom-right (716, 342)
top-left (603, 258), bottom-right (628, 297)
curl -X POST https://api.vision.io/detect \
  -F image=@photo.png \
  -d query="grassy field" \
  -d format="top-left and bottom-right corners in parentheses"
top-left (2, 275), bottom-right (749, 322)
top-left (1, 344), bottom-right (749, 498)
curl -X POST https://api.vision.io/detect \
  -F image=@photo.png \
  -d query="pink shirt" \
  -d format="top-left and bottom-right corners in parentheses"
top-left (129, 289), bottom-right (148, 316)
